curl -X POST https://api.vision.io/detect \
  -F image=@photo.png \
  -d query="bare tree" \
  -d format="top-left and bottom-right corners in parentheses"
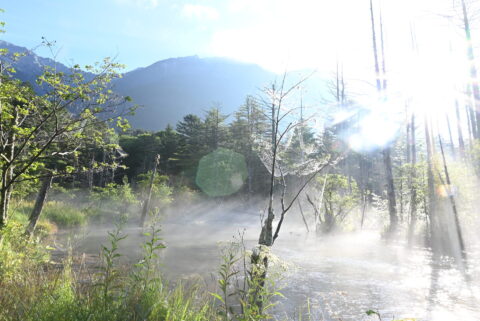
top-left (251, 74), bottom-right (334, 312)
top-left (407, 113), bottom-right (417, 245)
top-left (438, 134), bottom-right (466, 259)
top-left (257, 75), bottom-right (332, 246)
top-left (139, 154), bottom-right (160, 227)
top-left (369, 0), bottom-right (398, 233)
top-left (459, 0), bottom-right (480, 137)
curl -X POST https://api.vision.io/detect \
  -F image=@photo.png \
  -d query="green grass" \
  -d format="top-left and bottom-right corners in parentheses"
top-left (0, 222), bottom-right (218, 321)
top-left (43, 201), bottom-right (88, 228)
top-left (9, 200), bottom-right (88, 230)
top-left (0, 220), bottom-right (288, 321)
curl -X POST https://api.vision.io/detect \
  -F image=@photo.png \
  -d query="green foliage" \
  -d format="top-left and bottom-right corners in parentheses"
top-left (92, 179), bottom-right (138, 205)
top-left (132, 224), bottom-right (165, 291)
top-left (210, 241), bottom-right (282, 321)
top-left (0, 9), bottom-right (5, 34)
top-left (97, 222), bottom-right (128, 307)
top-left (173, 184), bottom-right (200, 204)
top-left (314, 173), bottom-right (360, 232)
top-left (136, 173), bottom-right (173, 207)
top-left (212, 245), bottom-right (240, 320)
top-left (89, 178), bottom-right (139, 222)
top-left (394, 161), bottom-right (428, 216)
top-left (0, 221), bottom-right (50, 282)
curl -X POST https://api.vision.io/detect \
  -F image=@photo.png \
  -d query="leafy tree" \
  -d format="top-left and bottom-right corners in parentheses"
top-left (229, 96), bottom-right (269, 195)
top-left (0, 49), bottom-right (133, 229)
top-left (203, 107), bottom-right (229, 150)
top-left (312, 174), bottom-right (360, 233)
top-left (119, 132), bottom-right (160, 182)
top-left (89, 177), bottom-right (138, 222)
top-left (176, 114), bottom-right (205, 184)
top-left (156, 125), bottom-right (182, 175)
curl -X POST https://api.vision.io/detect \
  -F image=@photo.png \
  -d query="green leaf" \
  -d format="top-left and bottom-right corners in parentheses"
top-left (209, 292), bottom-right (224, 303)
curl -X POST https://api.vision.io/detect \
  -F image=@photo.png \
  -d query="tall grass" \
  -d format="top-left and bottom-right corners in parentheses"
top-left (0, 218), bottom-right (284, 321)
top-left (9, 200), bottom-right (88, 231)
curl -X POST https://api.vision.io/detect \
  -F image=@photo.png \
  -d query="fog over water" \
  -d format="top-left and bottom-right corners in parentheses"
top-left (56, 199), bottom-right (480, 321)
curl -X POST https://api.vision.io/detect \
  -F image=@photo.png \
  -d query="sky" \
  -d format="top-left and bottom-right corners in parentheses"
top-left (2, 0), bottom-right (480, 150)
top-left (2, 1), bottom-right (480, 111)
top-left (2, 0), bottom-right (476, 76)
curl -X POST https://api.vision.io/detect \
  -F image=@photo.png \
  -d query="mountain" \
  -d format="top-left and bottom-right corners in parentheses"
top-left (113, 56), bottom-right (276, 130)
top-left (0, 41), bottom-right (327, 131)
top-left (0, 40), bottom-right (85, 91)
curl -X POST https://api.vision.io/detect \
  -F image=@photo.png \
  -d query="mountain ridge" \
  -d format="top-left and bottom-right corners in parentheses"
top-left (0, 40), bottom-right (326, 130)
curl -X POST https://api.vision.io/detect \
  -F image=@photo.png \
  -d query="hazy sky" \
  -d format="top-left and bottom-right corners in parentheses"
top-left (3, 0), bottom-right (480, 149)
top-left (3, 0), bottom-right (474, 75)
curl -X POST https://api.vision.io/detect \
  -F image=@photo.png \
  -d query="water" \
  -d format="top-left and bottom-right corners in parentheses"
top-left (56, 217), bottom-right (480, 321)
top-left (272, 234), bottom-right (480, 320)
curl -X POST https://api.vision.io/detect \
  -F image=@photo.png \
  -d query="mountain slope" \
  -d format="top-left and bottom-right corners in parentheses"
top-left (0, 40), bottom-right (81, 91)
top-left (113, 56), bottom-right (276, 130)
top-left (0, 41), bottom-right (327, 131)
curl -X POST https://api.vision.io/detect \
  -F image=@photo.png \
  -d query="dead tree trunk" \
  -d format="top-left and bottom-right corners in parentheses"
top-left (460, 0), bottom-right (480, 138)
top-left (438, 135), bottom-right (467, 260)
top-left (407, 114), bottom-right (417, 245)
top-left (139, 154), bottom-right (160, 228)
top-left (360, 157), bottom-right (370, 229)
top-left (26, 174), bottom-right (53, 236)
top-left (465, 103), bottom-right (475, 144)
top-left (306, 172), bottom-right (329, 234)
top-left (446, 115), bottom-right (456, 157)
top-left (370, 0), bottom-right (398, 234)
top-left (455, 100), bottom-right (466, 157)
top-left (297, 199), bottom-right (309, 233)
top-left (253, 75), bottom-right (331, 313)
top-left (425, 117), bottom-right (438, 246)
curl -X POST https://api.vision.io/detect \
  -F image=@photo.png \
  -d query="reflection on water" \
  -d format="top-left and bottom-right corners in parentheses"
top-left (272, 234), bottom-right (480, 320)
top-left (58, 225), bottom-right (480, 321)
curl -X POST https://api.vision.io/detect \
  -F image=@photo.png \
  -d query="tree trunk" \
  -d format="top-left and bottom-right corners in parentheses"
top-left (370, 0), bottom-right (382, 90)
top-left (465, 103), bottom-right (475, 144)
top-left (259, 91), bottom-right (278, 247)
top-left (297, 199), bottom-right (309, 233)
top-left (399, 164), bottom-right (404, 224)
top-left (383, 147), bottom-right (398, 232)
top-left (455, 100), bottom-right (466, 157)
top-left (26, 174), bottom-right (53, 236)
top-left (88, 155), bottom-right (95, 190)
top-left (425, 117), bottom-right (437, 246)
top-left (446, 115), bottom-right (455, 158)
top-left (99, 150), bottom-right (106, 187)
top-left (139, 155), bottom-right (160, 227)
top-left (0, 181), bottom-right (11, 230)
top-left (407, 114), bottom-right (417, 245)
top-left (0, 107), bottom-right (18, 231)
top-left (460, 0), bottom-right (480, 138)
top-left (438, 135), bottom-right (467, 260)
top-left (370, 0), bottom-right (398, 233)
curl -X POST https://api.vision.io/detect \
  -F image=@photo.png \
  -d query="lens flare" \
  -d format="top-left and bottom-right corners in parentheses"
top-left (195, 148), bottom-right (248, 197)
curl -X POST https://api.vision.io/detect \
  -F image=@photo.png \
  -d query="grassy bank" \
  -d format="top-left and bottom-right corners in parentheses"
top-left (0, 218), bottom-right (281, 321)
